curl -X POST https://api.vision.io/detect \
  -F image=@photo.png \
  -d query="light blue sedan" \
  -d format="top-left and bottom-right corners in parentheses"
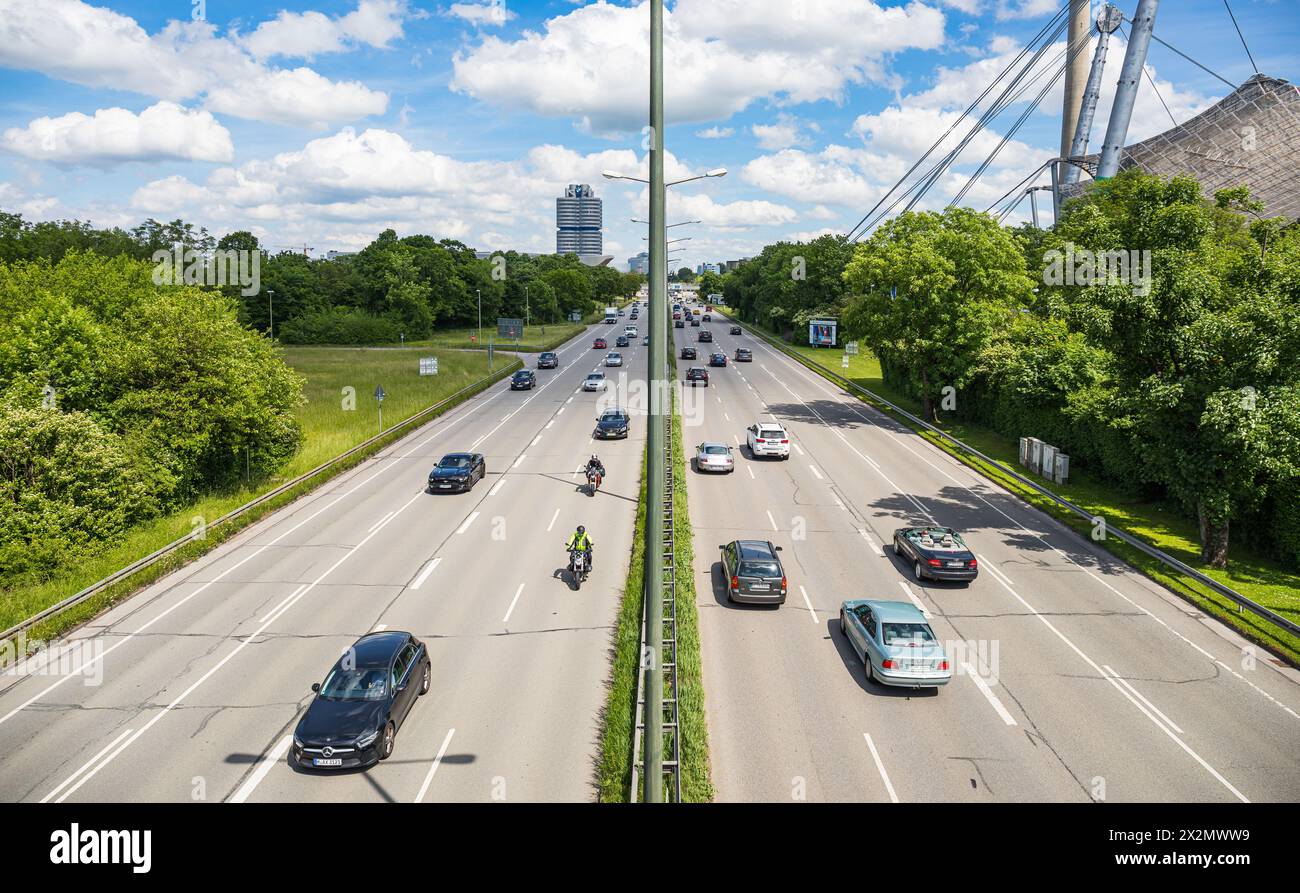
top-left (839, 599), bottom-right (951, 690)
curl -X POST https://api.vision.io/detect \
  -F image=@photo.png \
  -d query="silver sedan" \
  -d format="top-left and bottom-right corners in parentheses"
top-left (694, 442), bottom-right (735, 474)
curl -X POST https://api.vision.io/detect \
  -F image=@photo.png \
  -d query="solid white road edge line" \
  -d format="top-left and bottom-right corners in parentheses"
top-left (863, 732), bottom-right (899, 803)
top-left (230, 735), bottom-right (293, 803)
top-left (414, 728), bottom-right (456, 803)
top-left (962, 663), bottom-right (1017, 726)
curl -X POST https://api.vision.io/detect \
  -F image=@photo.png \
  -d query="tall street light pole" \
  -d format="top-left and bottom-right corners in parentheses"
top-left (477, 288), bottom-right (482, 346)
top-left (267, 289), bottom-right (275, 339)
top-left (643, 0), bottom-right (666, 804)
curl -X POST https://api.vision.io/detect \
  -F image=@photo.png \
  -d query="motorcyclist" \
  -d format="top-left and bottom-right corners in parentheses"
top-left (565, 524), bottom-right (594, 572)
top-left (585, 455), bottom-right (606, 485)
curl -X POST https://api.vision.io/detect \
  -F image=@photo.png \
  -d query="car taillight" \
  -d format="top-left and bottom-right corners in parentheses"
top-left (968, 558), bottom-right (978, 568)
top-left (780, 576), bottom-right (787, 590)
top-left (881, 659), bottom-right (896, 670)
top-left (755, 438), bottom-right (765, 443)
top-left (780, 439), bottom-right (789, 444)
top-left (730, 576), bottom-right (739, 590)
top-left (927, 558), bottom-right (942, 567)
top-left (939, 660), bottom-right (950, 671)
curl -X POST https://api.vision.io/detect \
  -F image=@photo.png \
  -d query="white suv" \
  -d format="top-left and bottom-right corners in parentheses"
top-left (746, 422), bottom-right (790, 459)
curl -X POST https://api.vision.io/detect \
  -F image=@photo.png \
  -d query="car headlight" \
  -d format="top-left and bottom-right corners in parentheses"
top-left (293, 733), bottom-right (303, 748)
top-left (356, 729), bottom-right (379, 748)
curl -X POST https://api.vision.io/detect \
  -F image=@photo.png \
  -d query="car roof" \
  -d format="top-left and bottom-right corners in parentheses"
top-left (843, 599), bottom-right (928, 623)
top-left (736, 539), bottom-right (777, 559)
top-left (699, 441), bottom-right (730, 449)
top-left (348, 630), bottom-right (412, 667)
top-left (441, 451), bottom-right (476, 460)
top-left (586, 371), bottom-right (604, 377)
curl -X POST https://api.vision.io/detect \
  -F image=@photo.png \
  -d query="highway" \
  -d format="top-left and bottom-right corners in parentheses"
top-left (676, 312), bottom-right (1300, 803)
top-left (0, 322), bottom-right (645, 803)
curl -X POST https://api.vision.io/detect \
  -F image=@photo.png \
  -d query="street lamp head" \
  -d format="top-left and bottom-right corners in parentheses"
top-left (603, 170), bottom-right (626, 180)
top-left (705, 168), bottom-right (728, 178)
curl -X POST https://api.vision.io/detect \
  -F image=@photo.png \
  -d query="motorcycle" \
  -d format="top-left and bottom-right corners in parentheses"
top-left (568, 547), bottom-right (591, 589)
top-left (586, 466), bottom-right (602, 497)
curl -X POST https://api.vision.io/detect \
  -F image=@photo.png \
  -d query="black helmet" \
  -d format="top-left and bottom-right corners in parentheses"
top-left (577, 525), bottom-right (586, 535)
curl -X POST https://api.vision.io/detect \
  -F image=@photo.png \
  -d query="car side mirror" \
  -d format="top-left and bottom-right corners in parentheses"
top-left (774, 545), bottom-right (784, 551)
top-left (311, 682), bottom-right (320, 693)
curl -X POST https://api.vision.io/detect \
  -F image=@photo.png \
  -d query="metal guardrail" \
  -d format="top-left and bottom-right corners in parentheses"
top-left (630, 387), bottom-right (682, 802)
top-left (0, 359), bottom-right (523, 646)
top-left (728, 311), bottom-right (1300, 640)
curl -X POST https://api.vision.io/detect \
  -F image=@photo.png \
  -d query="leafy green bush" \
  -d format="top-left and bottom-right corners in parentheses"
top-left (279, 307), bottom-right (402, 345)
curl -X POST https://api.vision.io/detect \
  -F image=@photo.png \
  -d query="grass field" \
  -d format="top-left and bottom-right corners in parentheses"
top-left (1, 344), bottom-right (511, 640)
top-left (411, 322), bottom-right (589, 354)
top-left (727, 312), bottom-right (1300, 667)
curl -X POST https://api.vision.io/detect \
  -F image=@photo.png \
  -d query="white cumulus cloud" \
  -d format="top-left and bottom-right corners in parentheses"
top-left (2, 101), bottom-right (234, 166)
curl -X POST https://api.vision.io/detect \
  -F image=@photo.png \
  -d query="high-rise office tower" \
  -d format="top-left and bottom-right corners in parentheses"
top-left (556, 184), bottom-right (603, 254)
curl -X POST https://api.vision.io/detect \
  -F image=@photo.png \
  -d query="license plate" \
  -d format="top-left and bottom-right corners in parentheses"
top-left (439, 483), bottom-right (453, 488)
top-left (947, 561), bottom-right (965, 567)
top-left (749, 583), bottom-right (769, 591)
top-left (313, 758), bottom-right (343, 767)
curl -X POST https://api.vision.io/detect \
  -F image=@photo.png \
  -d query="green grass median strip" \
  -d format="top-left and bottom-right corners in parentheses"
top-left (732, 312), bottom-right (1300, 667)
top-left (596, 385), bottom-right (713, 803)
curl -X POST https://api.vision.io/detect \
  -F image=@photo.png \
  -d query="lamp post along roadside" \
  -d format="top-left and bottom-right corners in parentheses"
top-left (644, 0), bottom-right (666, 804)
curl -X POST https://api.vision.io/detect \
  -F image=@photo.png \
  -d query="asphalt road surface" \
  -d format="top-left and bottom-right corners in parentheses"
top-left (677, 312), bottom-right (1300, 803)
top-left (0, 321), bottom-right (646, 803)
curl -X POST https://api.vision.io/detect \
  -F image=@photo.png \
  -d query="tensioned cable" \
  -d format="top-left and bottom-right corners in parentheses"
top-left (1118, 22), bottom-right (1178, 128)
top-left (949, 50), bottom-right (1078, 208)
top-left (849, 13), bottom-right (1072, 239)
top-left (1222, 0), bottom-right (1260, 75)
top-left (1124, 16), bottom-right (1237, 90)
top-left (844, 2), bottom-right (1072, 241)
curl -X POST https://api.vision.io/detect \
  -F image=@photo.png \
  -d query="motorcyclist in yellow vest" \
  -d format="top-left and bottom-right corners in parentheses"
top-left (566, 525), bottom-right (593, 571)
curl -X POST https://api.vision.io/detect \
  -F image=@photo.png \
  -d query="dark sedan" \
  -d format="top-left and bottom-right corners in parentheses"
top-left (708, 352), bottom-right (727, 367)
top-left (427, 452), bottom-right (486, 492)
top-left (698, 330), bottom-right (713, 342)
top-left (615, 335), bottom-right (630, 347)
top-left (730, 325), bottom-right (742, 335)
top-left (685, 366), bottom-right (709, 386)
top-left (690, 318), bottom-right (700, 327)
top-left (702, 314), bottom-right (712, 322)
top-left (719, 539), bottom-right (787, 606)
top-left (595, 408), bottom-right (631, 440)
top-left (537, 351), bottom-right (558, 369)
top-left (674, 319), bottom-right (685, 328)
top-left (292, 631), bottom-right (430, 769)
top-left (735, 347), bottom-right (752, 362)
top-left (510, 369), bottom-right (536, 390)
top-left (680, 346), bottom-right (697, 360)
top-left (892, 526), bottom-right (978, 583)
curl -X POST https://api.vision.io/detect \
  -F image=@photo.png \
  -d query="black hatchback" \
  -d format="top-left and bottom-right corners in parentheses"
top-left (292, 631), bottom-right (431, 770)
top-left (680, 346), bottom-right (697, 360)
top-left (537, 352), bottom-right (558, 369)
top-left (698, 330), bottom-right (713, 342)
top-left (510, 369), bottom-right (536, 390)
top-left (719, 540), bottom-right (787, 606)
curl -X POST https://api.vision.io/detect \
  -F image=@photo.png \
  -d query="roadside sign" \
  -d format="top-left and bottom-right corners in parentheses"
top-left (419, 357), bottom-right (438, 376)
top-left (841, 355), bottom-right (850, 369)
top-left (374, 385), bottom-right (386, 403)
top-left (845, 341), bottom-right (859, 356)
top-left (498, 317), bottom-right (524, 339)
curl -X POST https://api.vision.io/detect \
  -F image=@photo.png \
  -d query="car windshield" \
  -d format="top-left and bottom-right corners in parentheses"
top-left (601, 412), bottom-right (626, 422)
top-left (882, 623), bottom-right (937, 646)
top-left (703, 445), bottom-right (729, 455)
top-left (318, 666), bottom-right (388, 700)
top-left (587, 374), bottom-right (603, 380)
top-left (738, 560), bottom-right (780, 577)
top-left (438, 456), bottom-right (471, 468)
top-left (759, 428), bottom-right (784, 438)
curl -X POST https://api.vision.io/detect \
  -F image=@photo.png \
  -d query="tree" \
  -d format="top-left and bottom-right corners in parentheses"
top-left (842, 207), bottom-right (1033, 419)
top-left (1044, 170), bottom-right (1300, 566)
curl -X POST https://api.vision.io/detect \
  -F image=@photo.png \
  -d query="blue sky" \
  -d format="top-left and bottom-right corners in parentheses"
top-left (0, 0), bottom-right (1295, 270)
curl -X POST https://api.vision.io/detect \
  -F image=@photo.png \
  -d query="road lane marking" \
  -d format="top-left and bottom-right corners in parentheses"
top-left (531, 434), bottom-right (542, 447)
top-left (798, 585), bottom-right (817, 623)
top-left (832, 493), bottom-right (845, 510)
top-left (260, 583), bottom-right (308, 624)
top-left (512, 454), bottom-right (527, 469)
top-left (489, 477), bottom-right (507, 497)
top-left (43, 491), bottom-right (426, 803)
top-left (963, 664), bottom-right (1017, 726)
top-left (859, 529), bottom-right (880, 553)
top-left (792, 443), bottom-right (804, 456)
top-left (747, 466), bottom-right (755, 479)
top-left (410, 558), bottom-right (442, 590)
top-left (1104, 666), bottom-right (1184, 734)
top-left (368, 511), bottom-right (395, 533)
top-left (546, 508), bottom-right (561, 532)
top-left (502, 583), bottom-right (525, 623)
top-left (40, 728), bottom-right (134, 804)
top-left (414, 728), bottom-right (456, 803)
top-left (863, 733), bottom-right (899, 803)
top-left (808, 464), bottom-right (824, 480)
top-left (766, 510), bottom-right (778, 531)
top-left (545, 419), bottom-right (554, 429)
top-left (456, 512), bottom-right (480, 535)
top-left (981, 564), bottom-right (1248, 801)
top-left (976, 553), bottom-right (1014, 587)
top-left (372, 623), bottom-right (388, 632)
top-left (230, 735), bottom-right (293, 803)
top-left (723, 412), bottom-right (730, 422)
top-left (897, 581), bottom-right (930, 618)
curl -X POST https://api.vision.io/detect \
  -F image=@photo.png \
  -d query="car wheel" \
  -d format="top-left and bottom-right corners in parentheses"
top-left (378, 721), bottom-right (396, 760)
top-left (839, 611), bottom-right (846, 635)
top-left (893, 539), bottom-right (900, 555)
top-left (419, 663), bottom-right (430, 695)
top-left (914, 560), bottom-right (925, 582)
top-left (865, 660), bottom-right (875, 686)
